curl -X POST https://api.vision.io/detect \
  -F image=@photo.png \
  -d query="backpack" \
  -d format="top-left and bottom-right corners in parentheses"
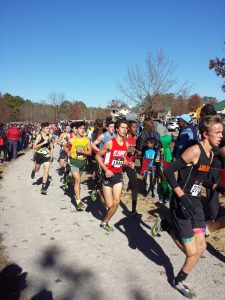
top-left (0, 135), bottom-right (4, 146)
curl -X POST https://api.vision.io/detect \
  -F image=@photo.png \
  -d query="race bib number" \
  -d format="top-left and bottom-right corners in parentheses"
top-left (111, 158), bottom-right (123, 168)
top-left (190, 184), bottom-right (201, 197)
top-left (76, 152), bottom-right (84, 159)
top-left (38, 147), bottom-right (49, 156)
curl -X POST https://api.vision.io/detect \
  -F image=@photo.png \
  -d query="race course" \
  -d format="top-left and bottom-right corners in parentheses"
top-left (0, 149), bottom-right (225, 300)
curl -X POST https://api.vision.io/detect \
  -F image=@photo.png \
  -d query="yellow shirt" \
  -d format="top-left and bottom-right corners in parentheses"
top-left (71, 136), bottom-right (89, 160)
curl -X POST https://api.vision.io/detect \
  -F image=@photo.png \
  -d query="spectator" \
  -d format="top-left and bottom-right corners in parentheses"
top-left (0, 123), bottom-right (8, 163)
top-left (136, 117), bottom-right (160, 157)
top-left (173, 114), bottom-right (198, 159)
top-left (6, 123), bottom-right (21, 160)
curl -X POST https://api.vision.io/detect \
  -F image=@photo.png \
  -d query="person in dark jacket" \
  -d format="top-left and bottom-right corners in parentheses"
top-left (173, 114), bottom-right (198, 159)
top-left (0, 123), bottom-right (8, 162)
top-left (136, 117), bottom-right (160, 157)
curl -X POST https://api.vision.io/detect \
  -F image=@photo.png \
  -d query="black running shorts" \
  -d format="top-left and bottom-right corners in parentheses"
top-left (102, 172), bottom-right (123, 187)
top-left (170, 195), bottom-right (206, 242)
top-left (35, 153), bottom-right (51, 165)
top-left (59, 150), bottom-right (68, 160)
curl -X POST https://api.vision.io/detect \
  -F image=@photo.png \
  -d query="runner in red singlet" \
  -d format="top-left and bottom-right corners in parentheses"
top-left (95, 119), bottom-right (134, 232)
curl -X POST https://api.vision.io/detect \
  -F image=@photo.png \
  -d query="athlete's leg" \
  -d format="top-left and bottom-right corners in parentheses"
top-left (181, 233), bottom-right (206, 274)
top-left (126, 167), bottom-right (138, 212)
top-left (102, 182), bottom-right (122, 224)
top-left (42, 162), bottom-right (50, 184)
top-left (72, 170), bottom-right (81, 200)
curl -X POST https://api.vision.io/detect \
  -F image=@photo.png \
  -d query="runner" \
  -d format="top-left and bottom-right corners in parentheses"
top-left (63, 122), bottom-right (77, 190)
top-left (91, 120), bottom-right (116, 152)
top-left (91, 120), bottom-right (116, 203)
top-left (95, 119), bottom-right (134, 232)
top-left (64, 121), bottom-right (92, 210)
top-left (31, 122), bottom-right (53, 195)
top-left (152, 115), bottom-right (223, 299)
top-left (29, 129), bottom-right (37, 161)
top-left (57, 124), bottom-right (71, 175)
top-left (124, 120), bottom-right (141, 217)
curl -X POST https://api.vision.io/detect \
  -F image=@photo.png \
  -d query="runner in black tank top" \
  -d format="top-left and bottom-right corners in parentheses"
top-left (31, 122), bottom-right (53, 195)
top-left (151, 116), bottom-right (223, 299)
top-left (170, 143), bottom-right (212, 243)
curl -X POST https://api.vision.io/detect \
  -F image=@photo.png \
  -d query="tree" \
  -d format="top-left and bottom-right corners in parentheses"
top-left (202, 96), bottom-right (217, 106)
top-left (209, 51), bottom-right (225, 92)
top-left (0, 95), bottom-right (10, 123)
top-left (68, 101), bottom-right (85, 120)
top-left (60, 100), bottom-right (72, 120)
top-left (3, 93), bottom-right (25, 121)
top-left (187, 94), bottom-right (202, 112)
top-left (171, 95), bottom-right (188, 116)
top-left (118, 49), bottom-right (186, 110)
top-left (49, 92), bottom-right (65, 122)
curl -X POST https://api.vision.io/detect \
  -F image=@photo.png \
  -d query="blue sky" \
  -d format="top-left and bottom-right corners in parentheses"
top-left (1, 0), bottom-right (225, 107)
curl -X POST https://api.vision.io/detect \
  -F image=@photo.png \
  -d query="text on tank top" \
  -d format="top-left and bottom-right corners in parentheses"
top-left (36, 134), bottom-right (51, 156)
top-left (178, 143), bottom-right (212, 197)
top-left (71, 136), bottom-right (89, 160)
top-left (104, 137), bottom-right (127, 173)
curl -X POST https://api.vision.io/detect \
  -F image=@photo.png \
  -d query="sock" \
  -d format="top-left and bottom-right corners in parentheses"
top-left (76, 199), bottom-right (81, 204)
top-left (42, 183), bottom-right (46, 190)
top-left (175, 269), bottom-right (188, 285)
top-left (205, 225), bottom-right (210, 236)
top-left (161, 219), bottom-right (172, 233)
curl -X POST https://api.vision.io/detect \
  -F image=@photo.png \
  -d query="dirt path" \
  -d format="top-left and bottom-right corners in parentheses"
top-left (0, 148), bottom-right (225, 300)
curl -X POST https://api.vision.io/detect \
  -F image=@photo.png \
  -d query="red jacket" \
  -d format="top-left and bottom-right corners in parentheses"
top-left (6, 127), bottom-right (21, 141)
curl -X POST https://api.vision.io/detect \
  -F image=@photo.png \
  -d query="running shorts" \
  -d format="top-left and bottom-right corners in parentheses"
top-left (170, 195), bottom-right (206, 242)
top-left (102, 172), bottom-right (123, 188)
top-left (35, 153), bottom-right (51, 165)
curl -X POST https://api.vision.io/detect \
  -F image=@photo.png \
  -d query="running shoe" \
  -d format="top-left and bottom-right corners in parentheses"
top-left (41, 188), bottom-right (47, 195)
top-left (31, 170), bottom-right (35, 179)
top-left (173, 280), bottom-right (196, 299)
top-left (151, 215), bottom-right (162, 237)
top-left (91, 190), bottom-right (97, 202)
top-left (100, 223), bottom-right (114, 233)
top-left (64, 175), bottom-right (71, 190)
top-left (76, 201), bottom-right (86, 210)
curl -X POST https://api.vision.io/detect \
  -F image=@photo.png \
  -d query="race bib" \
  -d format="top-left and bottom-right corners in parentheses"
top-left (76, 152), bottom-right (84, 159)
top-left (190, 184), bottom-right (201, 197)
top-left (112, 158), bottom-right (123, 168)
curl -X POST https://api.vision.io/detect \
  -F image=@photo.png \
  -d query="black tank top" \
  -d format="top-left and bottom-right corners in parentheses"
top-left (178, 143), bottom-right (212, 198)
top-left (37, 134), bottom-right (51, 149)
top-left (36, 134), bottom-right (51, 156)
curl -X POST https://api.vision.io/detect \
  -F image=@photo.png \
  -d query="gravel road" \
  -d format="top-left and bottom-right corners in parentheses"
top-left (0, 149), bottom-right (225, 300)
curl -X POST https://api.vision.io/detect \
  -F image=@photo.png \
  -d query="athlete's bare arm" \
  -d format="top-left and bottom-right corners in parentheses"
top-left (91, 134), bottom-right (104, 152)
top-left (80, 139), bottom-right (92, 156)
top-left (95, 140), bottom-right (114, 177)
top-left (57, 133), bottom-right (65, 146)
top-left (33, 134), bottom-right (48, 151)
top-left (173, 144), bottom-right (201, 198)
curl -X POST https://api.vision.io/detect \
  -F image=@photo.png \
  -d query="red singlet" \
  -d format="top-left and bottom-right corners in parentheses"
top-left (126, 135), bottom-right (137, 163)
top-left (103, 137), bottom-right (127, 173)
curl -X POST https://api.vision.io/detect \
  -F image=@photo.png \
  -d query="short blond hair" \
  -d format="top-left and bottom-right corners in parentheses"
top-left (199, 115), bottom-right (223, 137)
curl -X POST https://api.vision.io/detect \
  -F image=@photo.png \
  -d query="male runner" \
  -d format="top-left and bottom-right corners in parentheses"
top-left (91, 120), bottom-right (115, 152)
top-left (65, 121), bottom-right (92, 210)
top-left (31, 122), bottom-right (53, 195)
top-left (152, 115), bottom-right (223, 299)
top-left (57, 124), bottom-right (71, 174)
top-left (95, 119), bottom-right (134, 232)
top-left (124, 120), bottom-right (140, 217)
top-left (91, 120), bottom-right (116, 203)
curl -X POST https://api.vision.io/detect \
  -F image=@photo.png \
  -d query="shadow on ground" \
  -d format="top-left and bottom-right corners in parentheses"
top-left (115, 203), bottom-right (175, 285)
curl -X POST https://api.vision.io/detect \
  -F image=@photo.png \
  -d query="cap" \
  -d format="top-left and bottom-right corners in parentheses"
top-left (178, 114), bottom-right (191, 123)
